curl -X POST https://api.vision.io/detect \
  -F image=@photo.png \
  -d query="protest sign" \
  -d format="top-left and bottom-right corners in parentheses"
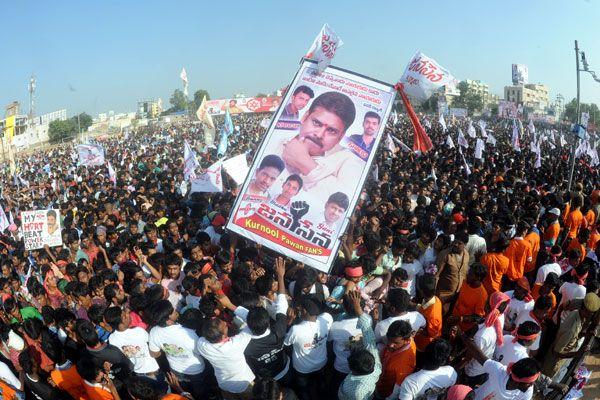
top-left (21, 209), bottom-right (63, 250)
top-left (449, 108), bottom-right (468, 118)
top-left (498, 100), bottom-right (518, 119)
top-left (226, 59), bottom-right (395, 273)
top-left (77, 144), bottom-right (105, 166)
top-left (222, 153), bottom-right (250, 185)
top-left (190, 160), bottom-right (223, 193)
top-left (512, 64), bottom-right (528, 85)
top-left (305, 23), bottom-right (343, 73)
top-left (204, 97), bottom-right (282, 116)
top-left (399, 51), bottom-right (458, 102)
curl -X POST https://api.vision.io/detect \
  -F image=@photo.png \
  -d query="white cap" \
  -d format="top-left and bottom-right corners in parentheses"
top-left (548, 208), bottom-right (561, 216)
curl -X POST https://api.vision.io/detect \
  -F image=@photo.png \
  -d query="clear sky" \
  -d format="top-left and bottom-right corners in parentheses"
top-left (2, 0), bottom-right (600, 117)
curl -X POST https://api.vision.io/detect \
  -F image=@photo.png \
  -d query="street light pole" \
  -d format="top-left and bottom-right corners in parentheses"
top-left (568, 40), bottom-right (581, 192)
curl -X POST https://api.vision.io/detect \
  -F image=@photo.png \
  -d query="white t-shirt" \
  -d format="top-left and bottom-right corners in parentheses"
top-left (474, 359), bottom-right (533, 400)
top-left (203, 226), bottom-right (222, 246)
top-left (466, 234), bottom-right (487, 265)
top-left (535, 262), bottom-right (561, 285)
top-left (494, 335), bottom-right (529, 366)
top-left (514, 311), bottom-right (541, 351)
top-left (109, 327), bottom-right (159, 374)
top-left (196, 332), bottom-right (254, 393)
top-left (0, 360), bottom-right (21, 390)
top-left (402, 260), bottom-right (424, 298)
top-left (503, 291), bottom-right (534, 331)
top-left (284, 313), bottom-right (333, 374)
top-left (329, 315), bottom-right (372, 374)
top-left (556, 282), bottom-right (586, 323)
top-left (396, 365), bottom-right (457, 400)
top-left (374, 312), bottom-right (426, 344)
top-left (465, 324), bottom-right (497, 377)
top-left (148, 324), bottom-right (205, 374)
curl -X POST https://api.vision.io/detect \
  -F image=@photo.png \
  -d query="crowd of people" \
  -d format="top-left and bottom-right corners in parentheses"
top-left (0, 107), bottom-right (597, 400)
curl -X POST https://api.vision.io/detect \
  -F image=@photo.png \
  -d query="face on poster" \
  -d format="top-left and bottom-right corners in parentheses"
top-left (21, 209), bottom-right (63, 251)
top-left (226, 60), bottom-right (395, 273)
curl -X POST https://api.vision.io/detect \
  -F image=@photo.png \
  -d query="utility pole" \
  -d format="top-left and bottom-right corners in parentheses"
top-left (567, 40), bottom-right (581, 192)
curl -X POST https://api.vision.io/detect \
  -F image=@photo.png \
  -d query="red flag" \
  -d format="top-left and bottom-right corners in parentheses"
top-left (396, 84), bottom-right (433, 153)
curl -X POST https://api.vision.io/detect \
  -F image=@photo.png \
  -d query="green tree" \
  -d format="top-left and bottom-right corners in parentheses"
top-left (454, 81), bottom-right (484, 114)
top-left (71, 112), bottom-right (92, 132)
top-left (49, 119), bottom-right (77, 143)
top-left (564, 98), bottom-right (600, 124)
top-left (189, 89), bottom-right (211, 112)
top-left (255, 92), bottom-right (268, 98)
top-left (168, 89), bottom-right (188, 113)
top-left (420, 96), bottom-right (439, 113)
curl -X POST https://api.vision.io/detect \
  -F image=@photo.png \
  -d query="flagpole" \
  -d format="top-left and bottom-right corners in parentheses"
top-left (568, 40), bottom-right (580, 192)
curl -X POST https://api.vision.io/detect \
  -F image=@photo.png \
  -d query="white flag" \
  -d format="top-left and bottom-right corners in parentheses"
top-left (559, 134), bottom-right (567, 147)
top-left (0, 205), bottom-right (9, 233)
top-left (391, 136), bottom-right (412, 153)
top-left (467, 121), bottom-right (477, 138)
top-left (477, 120), bottom-right (488, 138)
top-left (77, 144), bottom-right (105, 166)
top-left (486, 132), bottom-right (497, 146)
top-left (107, 162), bottom-right (116, 187)
top-left (424, 118), bottom-right (431, 129)
top-left (446, 135), bottom-right (455, 148)
top-left (260, 117), bottom-right (271, 129)
top-left (399, 51), bottom-right (458, 101)
top-left (590, 148), bottom-right (599, 166)
top-left (457, 128), bottom-right (469, 148)
top-left (190, 160), bottom-right (223, 193)
top-left (222, 153), bottom-right (250, 185)
top-left (511, 119), bottom-right (520, 152)
top-left (386, 133), bottom-right (397, 153)
top-left (183, 140), bottom-right (199, 180)
top-left (439, 114), bottom-right (447, 132)
top-left (535, 151), bottom-right (542, 169)
top-left (180, 68), bottom-right (189, 97)
top-left (462, 154), bottom-right (471, 176)
top-left (474, 139), bottom-right (485, 159)
top-left (392, 111), bottom-right (399, 126)
top-left (528, 119), bottom-right (536, 134)
top-left (305, 23), bottom-right (343, 73)
top-left (582, 112), bottom-right (590, 128)
top-left (196, 96), bottom-right (215, 145)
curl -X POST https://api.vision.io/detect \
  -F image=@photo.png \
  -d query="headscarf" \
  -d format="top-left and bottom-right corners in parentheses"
top-left (507, 362), bottom-right (540, 384)
top-left (485, 291), bottom-right (510, 345)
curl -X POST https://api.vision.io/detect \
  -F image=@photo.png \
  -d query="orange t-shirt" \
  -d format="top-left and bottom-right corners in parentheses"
top-left (585, 210), bottom-right (595, 228)
top-left (51, 364), bottom-right (87, 400)
top-left (414, 297), bottom-right (443, 351)
top-left (163, 395), bottom-right (189, 400)
top-left (565, 209), bottom-right (584, 239)
top-left (588, 229), bottom-right (600, 250)
top-left (543, 222), bottom-right (561, 246)
top-left (481, 252), bottom-right (510, 294)
top-left (567, 239), bottom-right (587, 262)
top-left (452, 282), bottom-right (487, 331)
top-left (524, 231), bottom-right (541, 273)
top-left (532, 284), bottom-right (557, 316)
top-left (0, 379), bottom-right (19, 400)
top-left (376, 341), bottom-right (417, 398)
top-left (504, 238), bottom-right (533, 281)
top-left (83, 381), bottom-right (115, 400)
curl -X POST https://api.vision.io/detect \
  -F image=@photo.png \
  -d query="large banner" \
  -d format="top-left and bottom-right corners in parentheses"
top-left (21, 209), bottom-right (63, 250)
top-left (512, 64), bottom-right (528, 85)
top-left (226, 60), bottom-right (396, 272)
top-left (449, 108), bottom-right (468, 117)
top-left (498, 100), bottom-right (518, 119)
top-left (399, 51), bottom-right (458, 102)
top-left (204, 97), bottom-right (282, 116)
top-left (77, 144), bottom-right (105, 166)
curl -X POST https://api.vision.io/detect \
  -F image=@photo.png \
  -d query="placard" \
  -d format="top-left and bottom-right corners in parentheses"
top-left (21, 209), bottom-right (63, 250)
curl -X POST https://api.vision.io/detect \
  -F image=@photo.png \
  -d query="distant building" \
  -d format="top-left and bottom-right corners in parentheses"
top-left (463, 79), bottom-right (499, 108)
top-left (137, 99), bottom-right (162, 118)
top-left (504, 83), bottom-right (549, 114)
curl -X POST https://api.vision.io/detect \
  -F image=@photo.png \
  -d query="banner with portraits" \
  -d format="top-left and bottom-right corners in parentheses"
top-left (203, 97), bottom-right (282, 116)
top-left (21, 209), bottom-right (63, 250)
top-left (498, 100), bottom-right (519, 119)
top-left (226, 59), bottom-right (396, 273)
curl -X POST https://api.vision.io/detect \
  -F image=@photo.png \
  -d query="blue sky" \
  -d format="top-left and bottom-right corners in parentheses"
top-left (2, 0), bottom-right (600, 116)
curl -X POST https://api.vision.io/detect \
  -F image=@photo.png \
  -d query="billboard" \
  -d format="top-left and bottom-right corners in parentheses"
top-left (498, 100), bottom-right (518, 119)
top-left (226, 60), bottom-right (396, 272)
top-left (205, 97), bottom-right (282, 116)
top-left (21, 209), bottom-right (63, 250)
top-left (512, 64), bottom-right (528, 85)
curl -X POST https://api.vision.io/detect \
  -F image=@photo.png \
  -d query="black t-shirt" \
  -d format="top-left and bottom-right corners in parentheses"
top-left (244, 312), bottom-right (288, 379)
top-left (24, 374), bottom-right (72, 400)
top-left (82, 344), bottom-right (133, 390)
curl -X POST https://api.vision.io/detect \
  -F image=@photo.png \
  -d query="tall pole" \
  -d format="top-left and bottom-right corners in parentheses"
top-left (568, 40), bottom-right (581, 192)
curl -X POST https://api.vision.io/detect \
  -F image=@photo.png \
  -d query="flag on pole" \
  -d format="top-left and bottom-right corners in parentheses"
top-left (399, 51), bottom-right (458, 101)
top-left (474, 139), bottom-right (485, 160)
top-left (528, 119), bottom-right (536, 134)
top-left (217, 109), bottom-right (234, 156)
top-left (397, 85), bottom-right (433, 153)
top-left (180, 68), bottom-right (189, 97)
top-left (392, 111), bottom-right (399, 126)
top-left (582, 112), bottom-right (590, 128)
top-left (196, 95), bottom-right (216, 145)
top-left (467, 121), bottom-right (477, 138)
top-left (190, 159), bottom-right (223, 193)
top-left (183, 140), bottom-right (199, 180)
top-left (446, 135), bottom-right (455, 148)
top-left (477, 120), bottom-right (488, 138)
top-left (305, 23), bottom-right (343, 73)
top-left (559, 134), bottom-right (567, 147)
top-left (457, 128), bottom-right (469, 148)
top-left (385, 133), bottom-right (397, 153)
top-left (391, 136), bottom-right (412, 153)
top-left (462, 154), bottom-right (471, 176)
top-left (439, 114), bottom-right (447, 132)
top-left (511, 119), bottom-right (520, 152)
top-left (107, 162), bottom-right (117, 187)
top-left (486, 132), bottom-right (496, 146)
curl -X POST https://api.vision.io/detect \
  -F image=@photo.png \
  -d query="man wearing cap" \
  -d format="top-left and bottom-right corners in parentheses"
top-left (542, 292), bottom-right (600, 377)
top-left (203, 214), bottom-right (226, 246)
top-left (543, 208), bottom-right (561, 246)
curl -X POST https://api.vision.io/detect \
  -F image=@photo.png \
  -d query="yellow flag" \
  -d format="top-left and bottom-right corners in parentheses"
top-left (4, 115), bottom-right (15, 143)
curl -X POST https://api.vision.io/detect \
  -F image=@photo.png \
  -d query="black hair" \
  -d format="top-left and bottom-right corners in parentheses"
top-left (387, 288), bottom-right (410, 313)
top-left (148, 300), bottom-right (174, 327)
top-left (201, 318), bottom-right (224, 343)
top-left (386, 320), bottom-right (412, 340)
top-left (76, 319), bottom-right (100, 347)
top-left (469, 263), bottom-right (488, 281)
top-left (292, 85), bottom-right (315, 98)
top-left (348, 348), bottom-right (375, 376)
top-left (87, 304), bottom-right (106, 325)
top-left (510, 357), bottom-right (540, 380)
top-left (258, 155), bottom-right (285, 173)
top-left (255, 275), bottom-right (274, 297)
top-left (19, 350), bottom-right (35, 374)
top-left (284, 174), bottom-right (304, 191)
top-left (533, 295), bottom-right (552, 311)
top-left (422, 339), bottom-right (452, 370)
top-left (326, 192), bottom-right (349, 211)
top-left (364, 111), bottom-right (381, 123)
top-left (252, 377), bottom-right (283, 400)
top-left (104, 306), bottom-right (123, 331)
top-left (126, 375), bottom-right (160, 400)
top-left (247, 307), bottom-right (271, 336)
top-left (417, 274), bottom-right (436, 298)
top-left (516, 320), bottom-right (541, 338)
top-left (76, 357), bottom-right (101, 382)
top-left (544, 272), bottom-right (560, 287)
top-left (307, 91), bottom-right (356, 131)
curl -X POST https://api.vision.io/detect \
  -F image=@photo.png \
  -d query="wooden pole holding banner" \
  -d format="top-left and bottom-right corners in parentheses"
top-left (568, 40), bottom-right (580, 192)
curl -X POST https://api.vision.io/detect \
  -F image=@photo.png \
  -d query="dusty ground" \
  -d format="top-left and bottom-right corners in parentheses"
top-left (583, 354), bottom-right (600, 398)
